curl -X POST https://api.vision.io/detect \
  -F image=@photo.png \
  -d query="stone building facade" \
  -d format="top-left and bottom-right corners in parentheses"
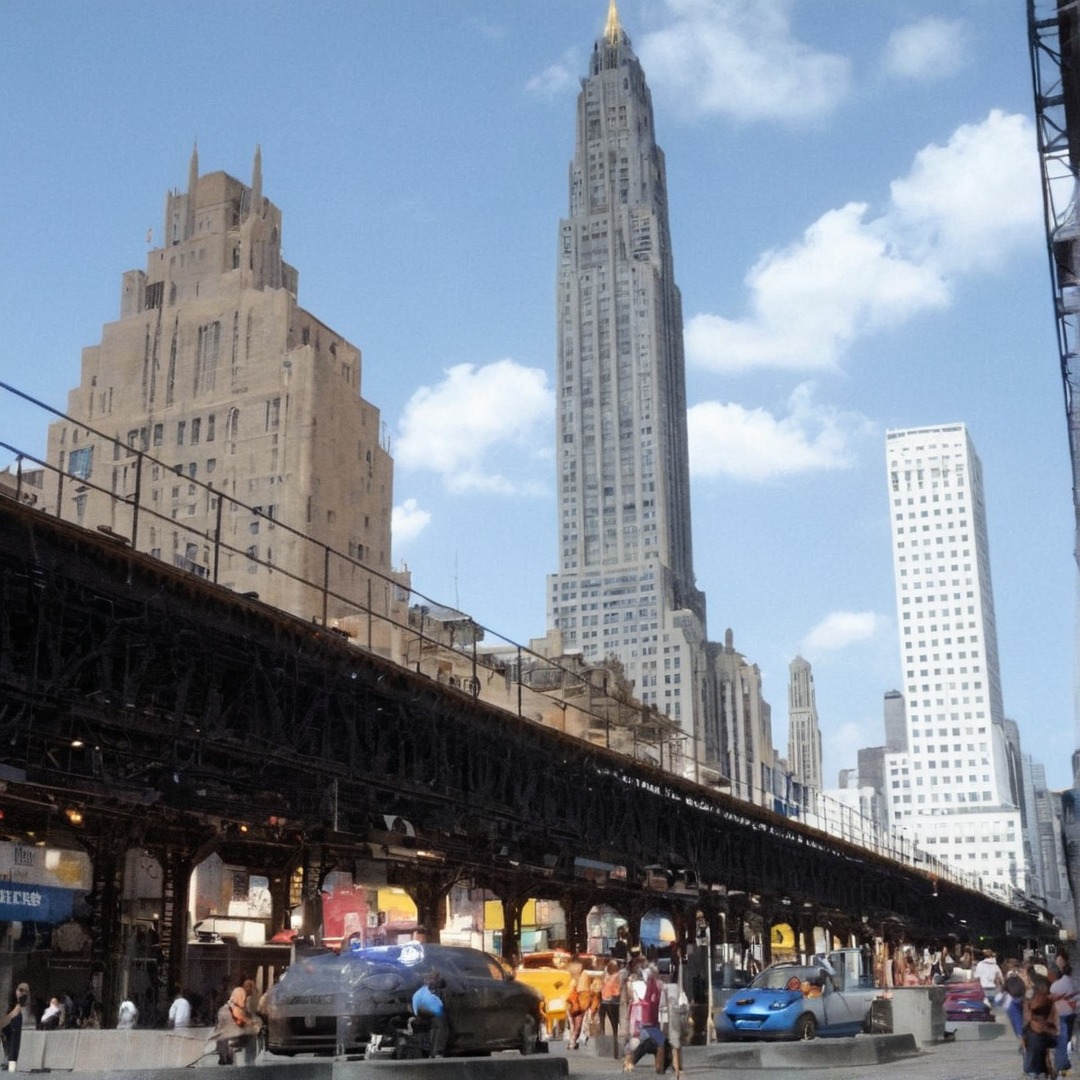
top-left (43, 147), bottom-right (397, 638)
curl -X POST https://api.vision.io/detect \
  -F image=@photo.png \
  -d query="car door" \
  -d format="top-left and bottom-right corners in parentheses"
top-left (819, 971), bottom-right (862, 1033)
top-left (440, 950), bottom-right (499, 1050)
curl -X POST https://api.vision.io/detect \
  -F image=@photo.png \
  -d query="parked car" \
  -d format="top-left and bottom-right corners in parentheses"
top-left (715, 957), bottom-right (876, 1041)
top-left (942, 979), bottom-right (994, 1022)
top-left (263, 942), bottom-right (544, 1058)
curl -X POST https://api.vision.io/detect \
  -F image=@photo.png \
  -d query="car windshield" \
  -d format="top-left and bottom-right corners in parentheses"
top-left (752, 966), bottom-right (822, 990)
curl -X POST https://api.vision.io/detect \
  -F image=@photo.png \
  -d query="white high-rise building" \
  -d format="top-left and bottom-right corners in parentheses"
top-left (884, 423), bottom-right (1024, 893)
top-left (546, 2), bottom-right (713, 769)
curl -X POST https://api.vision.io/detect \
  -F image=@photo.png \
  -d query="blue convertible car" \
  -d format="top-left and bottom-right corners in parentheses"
top-left (715, 960), bottom-right (872, 1041)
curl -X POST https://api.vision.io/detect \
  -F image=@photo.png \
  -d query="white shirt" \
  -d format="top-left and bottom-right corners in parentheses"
top-left (168, 996), bottom-right (192, 1028)
top-left (974, 958), bottom-right (1002, 992)
top-left (117, 1000), bottom-right (138, 1029)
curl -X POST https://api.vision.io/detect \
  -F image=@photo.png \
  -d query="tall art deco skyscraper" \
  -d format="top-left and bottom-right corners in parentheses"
top-left (547, 2), bottom-right (712, 765)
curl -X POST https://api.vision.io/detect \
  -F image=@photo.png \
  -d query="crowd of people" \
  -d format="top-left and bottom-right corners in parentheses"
top-left (0, 976), bottom-right (263, 1070)
top-left (549, 937), bottom-right (689, 1076)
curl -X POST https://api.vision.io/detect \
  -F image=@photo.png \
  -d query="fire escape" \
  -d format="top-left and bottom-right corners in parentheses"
top-left (1030, 0), bottom-right (1080, 570)
top-left (1029, 0), bottom-right (1080, 929)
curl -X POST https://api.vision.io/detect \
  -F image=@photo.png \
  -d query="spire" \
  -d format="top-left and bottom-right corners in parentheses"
top-left (187, 140), bottom-right (199, 194)
top-left (251, 144), bottom-right (263, 212)
top-left (185, 140), bottom-right (198, 240)
top-left (604, 0), bottom-right (621, 46)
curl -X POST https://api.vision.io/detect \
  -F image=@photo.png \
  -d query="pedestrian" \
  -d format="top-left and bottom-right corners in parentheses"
top-left (974, 949), bottom-right (1003, 1003)
top-left (1002, 959), bottom-right (1028, 1041)
top-left (411, 972), bottom-right (449, 1058)
top-left (599, 960), bottom-right (623, 1059)
top-left (39, 997), bottom-right (62, 1030)
top-left (1051, 955), bottom-right (1076, 1076)
top-left (116, 997), bottom-right (138, 1029)
top-left (214, 976), bottom-right (256, 1065)
top-left (659, 972), bottom-right (689, 1079)
top-left (1, 983), bottom-right (29, 1070)
top-left (1024, 973), bottom-right (1059, 1079)
top-left (168, 986), bottom-right (192, 1029)
top-left (566, 954), bottom-right (597, 1049)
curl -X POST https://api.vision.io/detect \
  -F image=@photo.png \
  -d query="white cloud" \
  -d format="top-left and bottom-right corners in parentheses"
top-left (391, 498), bottom-right (431, 547)
top-left (687, 109), bottom-right (1041, 373)
top-left (639, 0), bottom-right (851, 123)
top-left (525, 50), bottom-right (579, 99)
top-left (687, 383), bottom-right (873, 481)
top-left (395, 359), bottom-right (554, 494)
top-left (801, 611), bottom-right (885, 653)
top-left (883, 17), bottom-right (968, 81)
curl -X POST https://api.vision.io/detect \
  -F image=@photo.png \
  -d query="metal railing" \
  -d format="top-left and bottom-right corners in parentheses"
top-left (0, 381), bottom-right (1026, 910)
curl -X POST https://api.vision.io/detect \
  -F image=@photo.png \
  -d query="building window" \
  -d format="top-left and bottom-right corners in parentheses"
top-left (68, 446), bottom-right (93, 480)
top-left (195, 321), bottom-right (221, 395)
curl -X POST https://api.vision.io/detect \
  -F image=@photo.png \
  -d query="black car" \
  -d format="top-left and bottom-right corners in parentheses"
top-left (263, 942), bottom-right (544, 1058)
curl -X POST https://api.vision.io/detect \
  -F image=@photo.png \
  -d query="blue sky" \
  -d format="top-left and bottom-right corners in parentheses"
top-left (1, 1), bottom-right (1074, 790)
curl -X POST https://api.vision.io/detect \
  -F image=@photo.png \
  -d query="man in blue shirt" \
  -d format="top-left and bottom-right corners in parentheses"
top-left (411, 973), bottom-right (449, 1058)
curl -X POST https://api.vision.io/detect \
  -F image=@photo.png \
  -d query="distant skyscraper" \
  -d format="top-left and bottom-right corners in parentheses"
top-left (787, 656), bottom-right (822, 790)
top-left (883, 690), bottom-right (907, 752)
top-left (884, 423), bottom-right (1024, 892)
top-left (43, 148), bottom-right (396, 631)
top-left (546, 2), bottom-right (712, 765)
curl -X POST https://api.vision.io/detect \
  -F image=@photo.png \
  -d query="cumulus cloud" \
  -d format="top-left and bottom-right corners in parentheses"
top-left (883, 17), bottom-right (968, 81)
top-left (395, 359), bottom-right (554, 494)
top-left (801, 611), bottom-right (886, 653)
top-left (639, 0), bottom-right (851, 123)
top-left (687, 383), bottom-right (873, 481)
top-left (525, 50), bottom-right (579, 99)
top-left (391, 498), bottom-right (431, 547)
top-left (687, 110), bottom-right (1040, 373)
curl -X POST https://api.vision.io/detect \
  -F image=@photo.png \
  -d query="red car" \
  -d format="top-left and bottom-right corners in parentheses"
top-left (942, 980), bottom-right (993, 1022)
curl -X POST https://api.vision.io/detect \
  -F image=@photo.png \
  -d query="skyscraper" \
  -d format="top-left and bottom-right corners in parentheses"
top-left (43, 148), bottom-right (396, 634)
top-left (546, 2), bottom-right (712, 768)
top-left (787, 656), bottom-right (822, 791)
top-left (884, 423), bottom-right (1024, 892)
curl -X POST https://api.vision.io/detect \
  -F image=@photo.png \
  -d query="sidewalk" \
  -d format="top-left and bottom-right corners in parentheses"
top-left (548, 1029), bottom-right (1028, 1079)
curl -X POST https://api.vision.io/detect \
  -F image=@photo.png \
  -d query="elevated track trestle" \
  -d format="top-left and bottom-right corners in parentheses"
top-left (0, 496), bottom-right (1054, 1011)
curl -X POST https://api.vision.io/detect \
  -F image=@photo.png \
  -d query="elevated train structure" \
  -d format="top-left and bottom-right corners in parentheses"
top-left (0, 485), bottom-right (1057, 1022)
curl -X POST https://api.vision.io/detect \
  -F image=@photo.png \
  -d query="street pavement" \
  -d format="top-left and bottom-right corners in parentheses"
top-left (546, 1028), bottom-right (1029, 1079)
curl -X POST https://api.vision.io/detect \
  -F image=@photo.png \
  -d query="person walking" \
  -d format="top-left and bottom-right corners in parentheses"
top-left (116, 997), bottom-right (138, 1030)
top-left (168, 986), bottom-right (192, 1029)
top-left (1051, 955), bottom-right (1076, 1076)
top-left (598, 960), bottom-right (623, 1060)
top-left (974, 948), bottom-right (1003, 1004)
top-left (659, 972), bottom-right (689, 1078)
top-left (1024, 974), bottom-right (1060, 1080)
top-left (1, 983), bottom-right (29, 1071)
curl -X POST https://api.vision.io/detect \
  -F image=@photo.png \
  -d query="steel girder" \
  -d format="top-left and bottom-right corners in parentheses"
top-left (0, 498), bottom-right (1051, 948)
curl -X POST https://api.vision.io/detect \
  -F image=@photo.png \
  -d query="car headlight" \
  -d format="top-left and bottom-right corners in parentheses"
top-left (770, 1000), bottom-right (790, 1010)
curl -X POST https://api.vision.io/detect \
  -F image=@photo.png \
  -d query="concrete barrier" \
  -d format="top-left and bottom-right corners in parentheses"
top-left (15, 1027), bottom-right (216, 1071)
top-left (708, 1032), bottom-right (920, 1069)
top-left (13, 1029), bottom-right (568, 1077)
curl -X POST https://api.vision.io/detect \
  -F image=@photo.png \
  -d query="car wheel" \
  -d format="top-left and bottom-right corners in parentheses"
top-left (795, 1014), bottom-right (817, 1041)
top-left (519, 1014), bottom-right (539, 1055)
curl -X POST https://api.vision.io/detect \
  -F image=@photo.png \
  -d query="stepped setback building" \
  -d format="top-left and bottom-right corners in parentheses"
top-left (884, 423), bottom-right (1024, 892)
top-left (546, 2), bottom-right (716, 772)
top-left (787, 656), bottom-right (823, 791)
top-left (43, 147), bottom-right (397, 635)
